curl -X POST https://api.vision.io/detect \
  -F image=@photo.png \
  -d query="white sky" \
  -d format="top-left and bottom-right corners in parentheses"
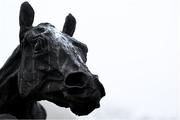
top-left (0, 0), bottom-right (178, 120)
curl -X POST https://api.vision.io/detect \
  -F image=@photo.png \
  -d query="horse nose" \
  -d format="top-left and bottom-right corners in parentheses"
top-left (65, 72), bottom-right (88, 94)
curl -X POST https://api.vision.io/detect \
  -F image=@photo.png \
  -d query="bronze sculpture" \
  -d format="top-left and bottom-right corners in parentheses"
top-left (0, 2), bottom-right (105, 119)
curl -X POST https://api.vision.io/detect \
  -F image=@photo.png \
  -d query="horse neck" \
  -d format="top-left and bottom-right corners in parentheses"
top-left (0, 45), bottom-right (23, 108)
top-left (0, 45), bottom-right (21, 87)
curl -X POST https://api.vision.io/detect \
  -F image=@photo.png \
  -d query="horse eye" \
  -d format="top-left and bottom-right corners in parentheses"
top-left (34, 41), bottom-right (41, 54)
top-left (33, 38), bottom-right (44, 54)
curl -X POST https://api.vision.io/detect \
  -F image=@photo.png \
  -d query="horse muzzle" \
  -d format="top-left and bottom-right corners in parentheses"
top-left (63, 72), bottom-right (105, 115)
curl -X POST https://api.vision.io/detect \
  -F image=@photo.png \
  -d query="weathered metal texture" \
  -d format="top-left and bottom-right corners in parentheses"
top-left (0, 2), bottom-right (105, 119)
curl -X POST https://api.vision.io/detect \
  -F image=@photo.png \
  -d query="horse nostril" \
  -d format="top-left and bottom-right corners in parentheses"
top-left (65, 72), bottom-right (87, 88)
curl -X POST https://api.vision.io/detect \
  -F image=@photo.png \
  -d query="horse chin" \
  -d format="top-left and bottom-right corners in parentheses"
top-left (69, 101), bottom-right (100, 116)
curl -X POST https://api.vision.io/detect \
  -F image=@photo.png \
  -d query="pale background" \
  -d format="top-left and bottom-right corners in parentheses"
top-left (0, 0), bottom-right (178, 120)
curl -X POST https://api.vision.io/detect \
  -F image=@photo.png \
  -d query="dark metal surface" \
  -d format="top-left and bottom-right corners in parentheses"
top-left (0, 2), bottom-right (105, 119)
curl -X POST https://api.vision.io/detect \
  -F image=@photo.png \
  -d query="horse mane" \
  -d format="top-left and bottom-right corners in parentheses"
top-left (0, 45), bottom-right (21, 88)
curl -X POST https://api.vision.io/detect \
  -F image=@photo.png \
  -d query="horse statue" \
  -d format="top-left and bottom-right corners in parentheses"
top-left (0, 2), bottom-right (105, 119)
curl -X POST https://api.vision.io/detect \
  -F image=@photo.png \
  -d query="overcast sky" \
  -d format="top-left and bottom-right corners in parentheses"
top-left (0, 0), bottom-right (178, 119)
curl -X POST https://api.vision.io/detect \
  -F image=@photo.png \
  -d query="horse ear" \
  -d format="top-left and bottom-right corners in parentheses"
top-left (62, 13), bottom-right (76, 37)
top-left (19, 2), bottom-right (34, 42)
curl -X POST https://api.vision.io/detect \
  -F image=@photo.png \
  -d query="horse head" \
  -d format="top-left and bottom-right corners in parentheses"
top-left (18, 2), bottom-right (105, 116)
